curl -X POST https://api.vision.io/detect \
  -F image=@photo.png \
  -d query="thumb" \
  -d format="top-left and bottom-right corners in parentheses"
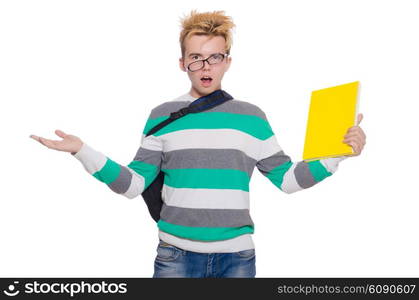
top-left (55, 129), bottom-right (67, 139)
top-left (356, 113), bottom-right (363, 126)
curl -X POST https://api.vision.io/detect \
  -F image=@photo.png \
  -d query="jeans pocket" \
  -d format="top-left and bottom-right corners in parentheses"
top-left (156, 243), bottom-right (181, 262)
top-left (236, 248), bottom-right (255, 259)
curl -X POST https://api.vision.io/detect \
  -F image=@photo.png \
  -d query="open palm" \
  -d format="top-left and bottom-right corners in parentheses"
top-left (30, 130), bottom-right (83, 154)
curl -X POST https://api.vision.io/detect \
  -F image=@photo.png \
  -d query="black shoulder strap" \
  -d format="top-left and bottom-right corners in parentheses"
top-left (145, 89), bottom-right (233, 137)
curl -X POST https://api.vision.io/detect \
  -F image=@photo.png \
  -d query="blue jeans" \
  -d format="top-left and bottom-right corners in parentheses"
top-left (153, 240), bottom-right (256, 278)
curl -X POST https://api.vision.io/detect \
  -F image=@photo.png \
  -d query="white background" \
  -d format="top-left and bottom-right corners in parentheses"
top-left (1, 0), bottom-right (418, 277)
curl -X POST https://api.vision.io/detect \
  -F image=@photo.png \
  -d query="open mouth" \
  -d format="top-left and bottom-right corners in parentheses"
top-left (200, 76), bottom-right (213, 86)
top-left (201, 76), bottom-right (213, 82)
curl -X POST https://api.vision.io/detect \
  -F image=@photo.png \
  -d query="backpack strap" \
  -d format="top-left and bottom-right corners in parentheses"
top-left (145, 89), bottom-right (233, 137)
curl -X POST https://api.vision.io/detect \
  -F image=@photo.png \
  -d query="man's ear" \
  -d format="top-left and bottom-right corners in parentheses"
top-left (225, 56), bottom-right (232, 72)
top-left (179, 57), bottom-right (186, 72)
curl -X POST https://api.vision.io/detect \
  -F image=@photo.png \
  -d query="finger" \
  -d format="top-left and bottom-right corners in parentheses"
top-left (360, 128), bottom-right (366, 140)
top-left (343, 136), bottom-right (358, 143)
top-left (347, 125), bottom-right (363, 132)
top-left (346, 126), bottom-right (364, 133)
top-left (30, 135), bottom-right (48, 146)
top-left (346, 127), bottom-right (366, 140)
top-left (343, 138), bottom-right (365, 153)
top-left (30, 134), bottom-right (62, 150)
top-left (29, 134), bottom-right (40, 142)
top-left (39, 137), bottom-right (59, 149)
top-left (347, 141), bottom-right (360, 155)
top-left (343, 137), bottom-right (365, 147)
top-left (356, 113), bottom-right (363, 126)
top-left (38, 137), bottom-right (51, 148)
top-left (350, 139), bottom-right (365, 154)
top-left (344, 134), bottom-right (366, 145)
top-left (344, 132), bottom-right (361, 139)
top-left (55, 129), bottom-right (67, 139)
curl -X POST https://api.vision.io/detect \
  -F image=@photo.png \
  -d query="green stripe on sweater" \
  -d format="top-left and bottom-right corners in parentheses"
top-left (307, 160), bottom-right (332, 182)
top-left (127, 160), bottom-right (160, 189)
top-left (266, 160), bottom-right (293, 190)
top-left (144, 112), bottom-right (274, 140)
top-left (92, 157), bottom-right (121, 184)
top-left (157, 220), bottom-right (254, 241)
top-left (162, 168), bottom-right (250, 191)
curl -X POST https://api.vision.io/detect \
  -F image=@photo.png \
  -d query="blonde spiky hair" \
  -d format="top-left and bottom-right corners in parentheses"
top-left (179, 10), bottom-right (236, 57)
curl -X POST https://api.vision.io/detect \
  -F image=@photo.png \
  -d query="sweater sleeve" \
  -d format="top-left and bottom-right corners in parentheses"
top-left (71, 109), bottom-right (163, 199)
top-left (255, 111), bottom-right (348, 194)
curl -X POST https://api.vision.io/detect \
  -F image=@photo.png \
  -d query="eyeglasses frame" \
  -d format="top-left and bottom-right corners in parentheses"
top-left (185, 53), bottom-right (229, 72)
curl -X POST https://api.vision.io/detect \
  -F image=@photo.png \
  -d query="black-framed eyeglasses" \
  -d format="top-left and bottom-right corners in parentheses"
top-left (185, 53), bottom-right (229, 72)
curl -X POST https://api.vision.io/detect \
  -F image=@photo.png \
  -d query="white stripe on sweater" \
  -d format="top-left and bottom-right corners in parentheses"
top-left (123, 167), bottom-right (146, 199)
top-left (162, 184), bottom-right (250, 209)
top-left (320, 156), bottom-right (348, 173)
top-left (158, 230), bottom-right (255, 253)
top-left (280, 162), bottom-right (303, 194)
top-left (159, 128), bottom-right (262, 160)
top-left (258, 134), bottom-right (284, 161)
top-left (73, 143), bottom-right (107, 174)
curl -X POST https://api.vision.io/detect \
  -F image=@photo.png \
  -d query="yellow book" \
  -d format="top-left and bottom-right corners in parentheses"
top-left (303, 81), bottom-right (360, 162)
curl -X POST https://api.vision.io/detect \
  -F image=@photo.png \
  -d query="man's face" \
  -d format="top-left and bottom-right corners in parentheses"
top-left (179, 35), bottom-right (232, 98)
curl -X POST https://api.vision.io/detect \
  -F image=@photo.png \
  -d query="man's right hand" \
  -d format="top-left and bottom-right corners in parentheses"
top-left (30, 130), bottom-right (83, 155)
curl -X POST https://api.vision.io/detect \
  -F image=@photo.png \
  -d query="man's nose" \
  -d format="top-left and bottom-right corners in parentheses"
top-left (202, 60), bottom-right (211, 70)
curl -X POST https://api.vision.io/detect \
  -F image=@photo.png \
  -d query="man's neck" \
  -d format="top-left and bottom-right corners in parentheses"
top-left (189, 86), bottom-right (222, 99)
top-left (188, 91), bottom-right (199, 99)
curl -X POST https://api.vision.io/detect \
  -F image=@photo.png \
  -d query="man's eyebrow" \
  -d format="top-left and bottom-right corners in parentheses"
top-left (188, 52), bottom-right (219, 57)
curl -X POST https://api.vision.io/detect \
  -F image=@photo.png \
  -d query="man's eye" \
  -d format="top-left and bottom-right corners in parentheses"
top-left (192, 55), bottom-right (200, 60)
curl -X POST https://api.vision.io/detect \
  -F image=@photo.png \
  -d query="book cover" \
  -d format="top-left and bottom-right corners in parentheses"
top-left (303, 81), bottom-right (360, 162)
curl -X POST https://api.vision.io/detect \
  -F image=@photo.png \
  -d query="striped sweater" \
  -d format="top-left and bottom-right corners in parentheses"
top-left (72, 92), bottom-right (347, 253)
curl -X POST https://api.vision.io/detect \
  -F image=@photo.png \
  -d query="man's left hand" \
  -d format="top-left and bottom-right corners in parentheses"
top-left (342, 113), bottom-right (366, 156)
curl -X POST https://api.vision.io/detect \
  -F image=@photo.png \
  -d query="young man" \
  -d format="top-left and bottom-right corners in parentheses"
top-left (30, 10), bottom-right (366, 278)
